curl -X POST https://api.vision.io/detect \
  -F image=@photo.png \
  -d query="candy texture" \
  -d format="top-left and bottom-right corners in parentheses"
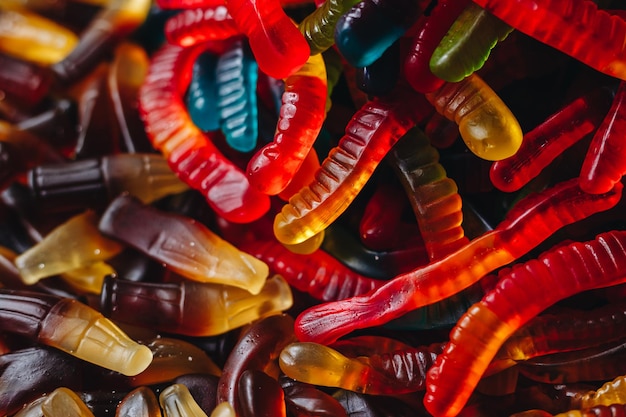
top-left (425, 230), bottom-right (626, 417)
top-left (224, 0), bottom-right (310, 78)
top-left (426, 73), bottom-right (523, 161)
top-left (139, 42), bottom-right (270, 223)
top-left (98, 195), bottom-right (269, 293)
top-left (0, 290), bottom-right (152, 376)
top-left (247, 52), bottom-right (327, 195)
top-left (295, 180), bottom-right (622, 344)
top-left (273, 87), bottom-right (432, 245)
top-left (15, 211), bottom-right (123, 285)
top-left (472, 0), bottom-right (626, 80)
top-left (3, 1), bottom-right (626, 416)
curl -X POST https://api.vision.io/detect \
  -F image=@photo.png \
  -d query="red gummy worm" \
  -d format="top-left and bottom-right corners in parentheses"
top-left (366, 344), bottom-right (442, 393)
top-left (490, 300), bottom-right (626, 373)
top-left (580, 81), bottom-right (626, 194)
top-left (242, 239), bottom-right (385, 302)
top-left (490, 87), bottom-right (614, 193)
top-left (359, 181), bottom-right (422, 251)
top-left (224, 0), bottom-right (310, 79)
top-left (471, 0), bottom-right (626, 80)
top-left (247, 56), bottom-right (328, 196)
top-left (425, 230), bottom-right (626, 417)
top-left (165, 6), bottom-right (239, 48)
top-left (294, 179), bottom-right (623, 345)
top-left (138, 43), bottom-right (270, 223)
top-left (404, 0), bottom-right (472, 94)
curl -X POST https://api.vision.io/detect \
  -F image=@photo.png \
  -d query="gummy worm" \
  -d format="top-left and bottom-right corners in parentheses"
top-left (242, 239), bottom-right (384, 302)
top-left (297, 0), bottom-right (361, 55)
top-left (165, 6), bottom-right (239, 47)
top-left (273, 86), bottom-right (433, 245)
top-left (489, 300), bottom-right (626, 375)
top-left (333, 0), bottom-right (422, 68)
top-left (426, 73), bottom-right (523, 161)
top-left (215, 39), bottom-right (259, 153)
top-left (247, 53), bottom-right (328, 195)
top-left (580, 81), bottom-right (626, 194)
top-left (517, 338), bottom-right (626, 385)
top-left (471, 0), bottom-right (626, 80)
top-left (224, 0), bottom-right (310, 79)
top-left (138, 42), bottom-right (270, 223)
top-left (424, 230), bottom-right (626, 417)
top-left (358, 180), bottom-right (423, 251)
top-left (294, 179), bottom-right (623, 345)
top-left (390, 126), bottom-right (469, 261)
top-left (430, 2), bottom-right (513, 83)
top-left (490, 87), bottom-right (614, 193)
top-left (404, 0), bottom-right (472, 94)
top-left (580, 375), bottom-right (626, 409)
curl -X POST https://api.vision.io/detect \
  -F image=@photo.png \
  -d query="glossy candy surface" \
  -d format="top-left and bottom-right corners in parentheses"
top-left (490, 301), bottom-right (626, 375)
top-left (280, 341), bottom-right (441, 394)
top-left (50, 0), bottom-right (152, 84)
top-left (280, 375), bottom-right (349, 417)
top-left (404, 0), bottom-right (471, 93)
top-left (390, 126), bottom-right (469, 260)
top-left (0, 53), bottom-right (52, 108)
top-left (29, 153), bottom-right (188, 212)
top-left (490, 88), bottom-right (614, 193)
top-left (160, 384), bottom-right (209, 417)
top-left (273, 87), bottom-right (432, 245)
top-left (472, 0), bottom-right (626, 80)
top-left (430, 2), bottom-right (512, 82)
top-left (298, 0), bottom-right (361, 55)
top-left (0, 290), bottom-right (152, 375)
top-left (425, 230), bottom-right (626, 417)
top-left (0, 7), bottom-right (78, 65)
top-left (0, 120), bottom-right (65, 190)
top-left (115, 387), bottom-right (162, 417)
top-left (165, 6), bottom-right (237, 48)
top-left (247, 52), bottom-right (327, 195)
top-left (426, 73), bottom-right (523, 161)
top-left (242, 239), bottom-right (384, 301)
top-left (108, 42), bottom-right (153, 153)
top-left (215, 39), bottom-right (258, 153)
top-left (3, 0), bottom-right (626, 416)
top-left (41, 387), bottom-right (96, 417)
top-left (138, 42), bottom-right (270, 223)
top-left (98, 194), bottom-right (270, 293)
top-left (224, 0), bottom-right (310, 79)
top-left (238, 370), bottom-right (287, 417)
top-left (217, 314), bottom-right (296, 414)
top-left (0, 347), bottom-right (84, 416)
top-left (100, 274), bottom-right (292, 336)
top-left (334, 0), bottom-right (422, 68)
top-left (187, 52), bottom-right (221, 132)
top-left (580, 81), bottom-right (626, 194)
top-left (295, 180), bottom-right (623, 344)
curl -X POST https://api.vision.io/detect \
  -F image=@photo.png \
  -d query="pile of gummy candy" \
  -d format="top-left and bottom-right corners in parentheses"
top-left (1, 0), bottom-right (626, 415)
